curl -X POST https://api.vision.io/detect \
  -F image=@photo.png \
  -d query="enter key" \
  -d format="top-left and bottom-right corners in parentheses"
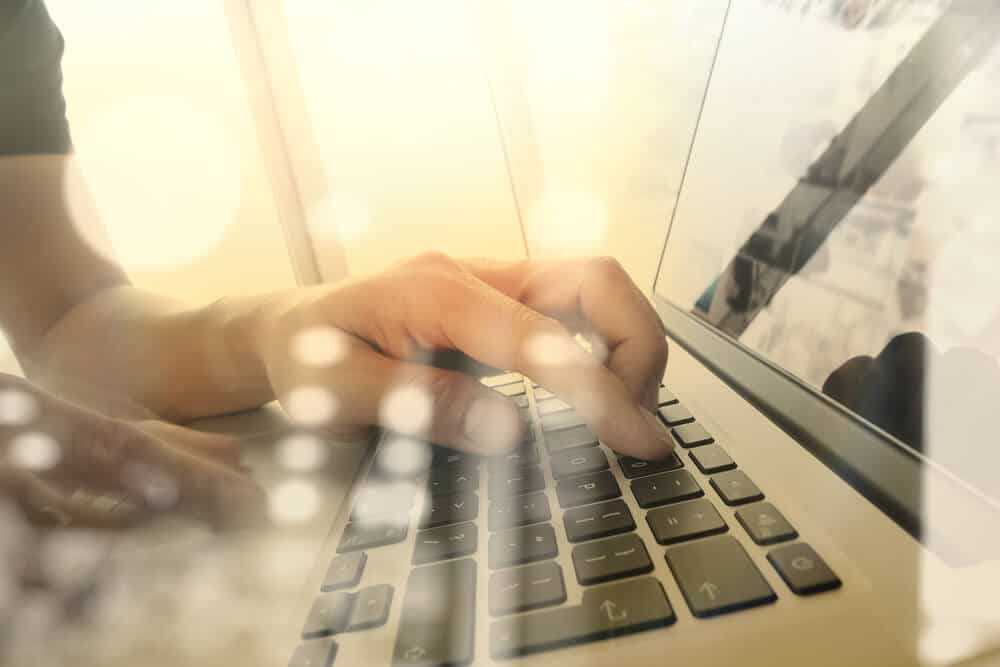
top-left (489, 577), bottom-right (675, 659)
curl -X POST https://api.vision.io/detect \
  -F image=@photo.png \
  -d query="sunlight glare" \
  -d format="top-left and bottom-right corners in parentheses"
top-left (70, 95), bottom-right (241, 271)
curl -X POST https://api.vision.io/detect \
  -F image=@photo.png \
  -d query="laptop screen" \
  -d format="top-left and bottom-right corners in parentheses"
top-left (655, 1), bottom-right (1000, 507)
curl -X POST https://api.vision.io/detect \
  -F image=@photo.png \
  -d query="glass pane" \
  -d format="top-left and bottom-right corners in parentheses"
top-left (48, 1), bottom-right (296, 303)
top-left (279, 0), bottom-right (528, 278)
top-left (485, 0), bottom-right (729, 289)
top-left (655, 1), bottom-right (1000, 530)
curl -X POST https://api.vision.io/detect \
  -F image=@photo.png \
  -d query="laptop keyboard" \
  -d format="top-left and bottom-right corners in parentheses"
top-left (289, 375), bottom-right (842, 666)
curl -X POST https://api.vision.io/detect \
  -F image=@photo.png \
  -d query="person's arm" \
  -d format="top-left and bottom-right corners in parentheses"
top-left (18, 198), bottom-right (675, 458)
top-left (2, 2), bottom-right (673, 460)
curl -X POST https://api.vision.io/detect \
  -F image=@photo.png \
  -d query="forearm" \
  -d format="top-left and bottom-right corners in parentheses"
top-left (28, 285), bottom-right (279, 421)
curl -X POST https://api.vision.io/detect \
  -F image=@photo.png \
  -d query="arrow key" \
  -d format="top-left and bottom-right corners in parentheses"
top-left (665, 535), bottom-right (776, 617)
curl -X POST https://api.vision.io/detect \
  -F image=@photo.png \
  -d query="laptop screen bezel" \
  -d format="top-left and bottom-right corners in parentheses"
top-left (651, 293), bottom-right (926, 540)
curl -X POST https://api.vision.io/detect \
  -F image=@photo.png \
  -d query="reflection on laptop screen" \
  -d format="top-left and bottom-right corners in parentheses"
top-left (656, 1), bottom-right (1000, 505)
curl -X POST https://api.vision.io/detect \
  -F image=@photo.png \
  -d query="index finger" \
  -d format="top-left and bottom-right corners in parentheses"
top-left (431, 275), bottom-right (674, 460)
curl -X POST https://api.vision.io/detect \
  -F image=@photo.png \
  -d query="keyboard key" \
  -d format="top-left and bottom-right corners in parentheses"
top-left (431, 446), bottom-right (478, 468)
top-left (630, 470), bottom-right (703, 508)
top-left (351, 484), bottom-right (415, 522)
top-left (689, 444), bottom-right (736, 473)
top-left (657, 403), bottom-right (694, 426)
top-left (735, 502), bottom-right (797, 545)
top-left (302, 592), bottom-right (354, 639)
top-left (512, 394), bottom-right (529, 409)
top-left (767, 543), bottom-right (841, 595)
top-left (541, 410), bottom-right (586, 432)
top-left (412, 522), bottom-right (478, 564)
top-left (428, 465), bottom-right (479, 496)
top-left (658, 386), bottom-right (678, 405)
top-left (665, 535), bottom-right (776, 618)
top-left (487, 443), bottom-right (539, 470)
top-left (490, 577), bottom-right (674, 659)
top-left (646, 498), bottom-right (727, 545)
top-left (563, 499), bottom-right (635, 543)
top-left (536, 397), bottom-right (572, 415)
top-left (489, 523), bottom-right (558, 569)
top-left (488, 465), bottom-right (545, 499)
top-left (550, 447), bottom-right (609, 480)
top-left (671, 422), bottom-right (714, 448)
top-left (571, 534), bottom-right (653, 585)
top-left (544, 425), bottom-right (600, 453)
top-left (495, 382), bottom-right (526, 397)
top-left (338, 523), bottom-right (407, 553)
top-left (392, 559), bottom-right (475, 667)
top-left (346, 584), bottom-right (393, 631)
top-left (419, 492), bottom-right (478, 529)
top-left (289, 638), bottom-right (337, 667)
top-left (519, 416), bottom-right (536, 444)
top-left (488, 492), bottom-right (551, 531)
top-left (489, 561), bottom-right (567, 616)
top-left (483, 372), bottom-right (521, 387)
top-left (710, 470), bottom-right (764, 506)
top-left (556, 470), bottom-right (621, 508)
top-left (618, 452), bottom-right (683, 479)
top-left (321, 552), bottom-right (366, 592)
top-left (533, 387), bottom-right (554, 400)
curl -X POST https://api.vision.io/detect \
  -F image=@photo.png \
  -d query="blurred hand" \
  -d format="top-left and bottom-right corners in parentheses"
top-left (0, 372), bottom-right (264, 530)
top-left (257, 254), bottom-right (674, 459)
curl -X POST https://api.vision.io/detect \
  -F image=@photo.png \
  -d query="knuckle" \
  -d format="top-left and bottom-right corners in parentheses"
top-left (509, 300), bottom-right (549, 330)
top-left (651, 335), bottom-right (669, 366)
top-left (425, 371), bottom-right (463, 407)
top-left (81, 416), bottom-right (142, 472)
top-left (590, 255), bottom-right (627, 281)
top-left (408, 251), bottom-right (459, 272)
top-left (424, 371), bottom-right (477, 436)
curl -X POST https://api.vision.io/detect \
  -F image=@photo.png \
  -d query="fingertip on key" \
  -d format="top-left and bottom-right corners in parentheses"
top-left (464, 397), bottom-right (523, 455)
top-left (639, 407), bottom-right (677, 460)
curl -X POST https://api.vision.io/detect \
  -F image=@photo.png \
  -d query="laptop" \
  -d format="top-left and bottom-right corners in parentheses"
top-left (282, 2), bottom-right (1000, 666)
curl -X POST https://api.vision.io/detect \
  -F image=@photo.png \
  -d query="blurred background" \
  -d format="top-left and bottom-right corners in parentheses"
top-left (44, 0), bottom-right (711, 295)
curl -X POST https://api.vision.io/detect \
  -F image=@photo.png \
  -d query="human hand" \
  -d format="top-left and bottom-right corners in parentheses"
top-left (0, 373), bottom-right (264, 529)
top-left (256, 254), bottom-right (674, 459)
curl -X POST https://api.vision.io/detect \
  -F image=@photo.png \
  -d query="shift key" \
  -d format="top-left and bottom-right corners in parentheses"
top-left (392, 558), bottom-right (476, 666)
top-left (665, 535), bottom-right (776, 618)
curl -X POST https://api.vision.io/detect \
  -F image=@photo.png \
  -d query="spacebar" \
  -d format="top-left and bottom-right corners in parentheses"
top-left (490, 577), bottom-right (675, 660)
top-left (392, 558), bottom-right (476, 667)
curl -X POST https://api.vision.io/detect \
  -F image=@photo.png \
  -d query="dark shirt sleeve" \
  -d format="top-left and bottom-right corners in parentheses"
top-left (0, 0), bottom-right (71, 155)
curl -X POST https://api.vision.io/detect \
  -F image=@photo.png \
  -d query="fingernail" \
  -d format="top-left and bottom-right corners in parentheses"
top-left (465, 398), bottom-right (521, 453)
top-left (641, 407), bottom-right (676, 457)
